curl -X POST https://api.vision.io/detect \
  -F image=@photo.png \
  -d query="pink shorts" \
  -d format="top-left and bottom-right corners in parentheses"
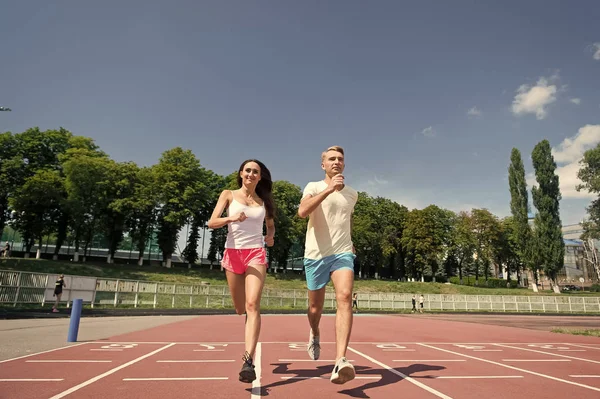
top-left (222, 248), bottom-right (267, 275)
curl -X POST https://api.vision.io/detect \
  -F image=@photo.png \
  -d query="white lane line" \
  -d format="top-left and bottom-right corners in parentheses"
top-left (90, 349), bottom-right (122, 352)
top-left (565, 344), bottom-right (600, 351)
top-left (27, 360), bottom-right (112, 363)
top-left (493, 344), bottom-right (600, 365)
top-left (123, 377), bottom-right (228, 381)
top-left (0, 379), bottom-right (64, 382)
top-left (281, 376), bottom-right (381, 380)
top-left (0, 342), bottom-right (89, 364)
top-left (156, 360), bottom-right (234, 363)
top-left (49, 343), bottom-right (176, 399)
top-left (348, 346), bottom-right (452, 399)
top-left (419, 344), bottom-right (600, 393)
top-left (393, 360), bottom-right (466, 362)
top-left (502, 359), bottom-right (570, 362)
top-left (435, 376), bottom-right (522, 379)
top-left (193, 350), bottom-right (225, 352)
top-left (92, 341), bottom-right (244, 345)
top-left (277, 359), bottom-right (355, 362)
top-left (570, 375), bottom-right (600, 378)
top-left (250, 342), bottom-right (262, 399)
top-left (474, 350), bottom-right (502, 352)
top-left (383, 349), bottom-right (416, 352)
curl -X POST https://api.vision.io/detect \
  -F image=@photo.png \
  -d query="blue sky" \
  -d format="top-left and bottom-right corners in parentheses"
top-left (1, 0), bottom-right (599, 239)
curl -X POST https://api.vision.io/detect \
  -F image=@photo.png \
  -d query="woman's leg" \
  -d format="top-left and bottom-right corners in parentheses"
top-left (225, 271), bottom-right (246, 315)
top-left (244, 264), bottom-right (267, 359)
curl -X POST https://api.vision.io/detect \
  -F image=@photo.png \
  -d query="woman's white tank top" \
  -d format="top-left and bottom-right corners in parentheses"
top-left (225, 192), bottom-right (266, 249)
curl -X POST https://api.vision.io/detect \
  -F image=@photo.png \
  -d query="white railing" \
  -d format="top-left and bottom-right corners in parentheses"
top-left (1, 269), bottom-right (599, 313)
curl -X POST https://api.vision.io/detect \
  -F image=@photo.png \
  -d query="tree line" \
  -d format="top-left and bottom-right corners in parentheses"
top-left (2, 127), bottom-right (598, 285)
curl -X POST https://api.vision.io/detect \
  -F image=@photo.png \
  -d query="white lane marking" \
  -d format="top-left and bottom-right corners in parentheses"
top-left (0, 379), bottom-right (64, 382)
top-left (250, 342), bottom-right (262, 399)
top-left (393, 360), bottom-right (466, 362)
top-left (156, 360), bottom-right (234, 363)
top-left (419, 343), bottom-right (600, 393)
top-left (26, 360), bottom-right (112, 363)
top-left (0, 343), bottom-right (89, 364)
top-left (502, 359), bottom-right (570, 362)
top-left (48, 343), bottom-right (176, 399)
top-left (281, 376), bottom-right (380, 380)
top-left (434, 376), bottom-right (523, 379)
top-left (493, 344), bottom-right (600, 365)
top-left (570, 375), bottom-right (600, 378)
top-left (123, 377), bottom-right (228, 381)
top-left (348, 346), bottom-right (452, 399)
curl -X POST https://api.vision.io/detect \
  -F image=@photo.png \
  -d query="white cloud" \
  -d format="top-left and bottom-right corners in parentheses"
top-left (367, 176), bottom-right (389, 186)
top-left (421, 126), bottom-right (435, 138)
top-left (467, 106), bottom-right (482, 117)
top-left (593, 43), bottom-right (600, 60)
top-left (527, 125), bottom-right (600, 199)
top-left (570, 98), bottom-right (581, 105)
top-left (511, 75), bottom-right (558, 120)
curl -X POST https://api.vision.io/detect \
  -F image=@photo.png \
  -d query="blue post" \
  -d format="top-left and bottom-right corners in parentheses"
top-left (67, 299), bottom-right (83, 342)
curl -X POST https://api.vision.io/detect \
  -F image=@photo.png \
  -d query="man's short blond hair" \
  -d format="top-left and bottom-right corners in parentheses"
top-left (321, 145), bottom-right (345, 161)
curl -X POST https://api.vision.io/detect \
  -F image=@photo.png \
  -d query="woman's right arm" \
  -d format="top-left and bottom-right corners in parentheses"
top-left (207, 190), bottom-right (235, 229)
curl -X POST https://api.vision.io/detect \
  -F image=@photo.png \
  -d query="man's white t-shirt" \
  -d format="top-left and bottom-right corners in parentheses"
top-left (302, 180), bottom-right (358, 260)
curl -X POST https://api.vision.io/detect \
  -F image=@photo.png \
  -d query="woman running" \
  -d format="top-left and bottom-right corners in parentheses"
top-left (208, 159), bottom-right (275, 383)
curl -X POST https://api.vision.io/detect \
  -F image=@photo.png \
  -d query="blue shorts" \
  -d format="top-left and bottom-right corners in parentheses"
top-left (304, 252), bottom-right (356, 291)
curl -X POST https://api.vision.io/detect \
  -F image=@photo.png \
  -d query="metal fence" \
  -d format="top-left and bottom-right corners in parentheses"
top-left (1, 269), bottom-right (600, 313)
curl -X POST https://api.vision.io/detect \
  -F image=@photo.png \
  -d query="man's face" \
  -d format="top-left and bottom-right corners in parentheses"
top-left (322, 150), bottom-right (345, 175)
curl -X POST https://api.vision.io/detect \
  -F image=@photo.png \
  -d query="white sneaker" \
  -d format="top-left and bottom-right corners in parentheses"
top-left (330, 357), bottom-right (355, 384)
top-left (307, 330), bottom-right (320, 360)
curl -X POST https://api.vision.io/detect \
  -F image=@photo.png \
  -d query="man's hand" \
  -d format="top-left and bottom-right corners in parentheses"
top-left (326, 174), bottom-right (344, 193)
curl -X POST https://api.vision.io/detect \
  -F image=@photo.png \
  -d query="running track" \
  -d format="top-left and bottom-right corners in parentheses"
top-left (1, 314), bottom-right (600, 398)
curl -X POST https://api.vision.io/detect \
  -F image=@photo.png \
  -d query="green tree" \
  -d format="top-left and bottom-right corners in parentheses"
top-left (0, 132), bottom-right (20, 236)
top-left (9, 170), bottom-right (65, 258)
top-left (153, 147), bottom-right (204, 268)
top-left (269, 180), bottom-right (303, 271)
top-left (450, 211), bottom-right (477, 283)
top-left (531, 139), bottom-right (564, 286)
top-left (207, 171), bottom-right (238, 266)
top-left (471, 208), bottom-right (501, 282)
top-left (62, 150), bottom-right (111, 261)
top-left (508, 147), bottom-right (534, 276)
top-left (120, 166), bottom-right (159, 265)
top-left (577, 141), bottom-right (600, 239)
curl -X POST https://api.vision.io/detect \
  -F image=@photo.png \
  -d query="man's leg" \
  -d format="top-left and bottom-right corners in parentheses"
top-left (307, 287), bottom-right (326, 337)
top-left (304, 257), bottom-right (328, 360)
top-left (330, 268), bottom-right (354, 361)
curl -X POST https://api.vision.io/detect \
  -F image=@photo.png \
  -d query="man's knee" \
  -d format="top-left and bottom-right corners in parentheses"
top-left (336, 287), bottom-right (352, 304)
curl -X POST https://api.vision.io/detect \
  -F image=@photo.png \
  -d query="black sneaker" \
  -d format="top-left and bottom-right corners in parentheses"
top-left (239, 351), bottom-right (256, 383)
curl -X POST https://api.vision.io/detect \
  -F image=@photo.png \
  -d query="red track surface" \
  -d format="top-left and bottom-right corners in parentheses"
top-left (2, 314), bottom-right (600, 398)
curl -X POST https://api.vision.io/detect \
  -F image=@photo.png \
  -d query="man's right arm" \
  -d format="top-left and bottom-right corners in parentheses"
top-left (298, 188), bottom-right (333, 219)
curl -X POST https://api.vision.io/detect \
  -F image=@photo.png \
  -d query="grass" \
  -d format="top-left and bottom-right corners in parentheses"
top-left (551, 328), bottom-right (600, 337)
top-left (2, 257), bottom-right (600, 296)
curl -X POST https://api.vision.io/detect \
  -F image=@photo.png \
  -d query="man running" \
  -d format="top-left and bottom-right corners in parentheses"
top-left (298, 145), bottom-right (358, 385)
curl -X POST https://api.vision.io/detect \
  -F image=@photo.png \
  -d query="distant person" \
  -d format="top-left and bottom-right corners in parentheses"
top-left (298, 145), bottom-right (358, 385)
top-left (411, 295), bottom-right (417, 313)
top-left (1, 242), bottom-right (9, 258)
top-left (52, 274), bottom-right (66, 312)
top-left (352, 292), bottom-right (358, 312)
top-left (207, 159), bottom-right (275, 384)
top-left (419, 294), bottom-right (424, 313)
